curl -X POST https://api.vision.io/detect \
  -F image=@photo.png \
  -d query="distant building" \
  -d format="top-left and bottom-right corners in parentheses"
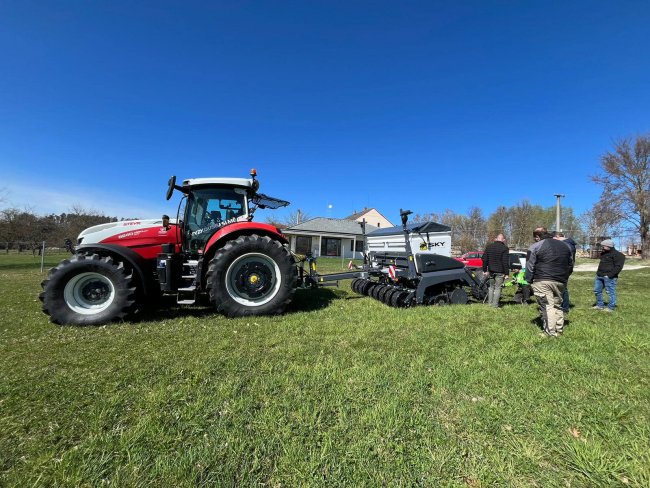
top-left (284, 218), bottom-right (377, 259)
top-left (346, 208), bottom-right (393, 229)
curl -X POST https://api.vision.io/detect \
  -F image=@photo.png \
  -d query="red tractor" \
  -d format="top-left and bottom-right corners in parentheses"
top-left (40, 170), bottom-right (298, 325)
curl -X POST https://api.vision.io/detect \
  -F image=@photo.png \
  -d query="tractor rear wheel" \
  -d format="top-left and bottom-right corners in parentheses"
top-left (39, 253), bottom-right (137, 325)
top-left (206, 234), bottom-right (297, 317)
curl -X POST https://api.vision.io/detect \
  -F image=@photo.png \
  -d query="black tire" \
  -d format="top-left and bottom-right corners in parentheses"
top-left (377, 285), bottom-right (391, 303)
top-left (391, 290), bottom-right (408, 308)
top-left (39, 253), bottom-right (136, 325)
top-left (351, 278), bottom-right (362, 294)
top-left (384, 288), bottom-right (400, 306)
top-left (360, 281), bottom-right (375, 296)
top-left (449, 287), bottom-right (469, 305)
top-left (205, 234), bottom-right (297, 317)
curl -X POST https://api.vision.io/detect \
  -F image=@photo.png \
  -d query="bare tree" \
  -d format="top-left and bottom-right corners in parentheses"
top-left (592, 134), bottom-right (650, 257)
top-left (283, 209), bottom-right (312, 227)
top-left (508, 200), bottom-right (548, 249)
top-left (579, 201), bottom-right (621, 250)
top-left (412, 211), bottom-right (441, 223)
top-left (437, 207), bottom-right (486, 253)
top-left (487, 206), bottom-right (511, 243)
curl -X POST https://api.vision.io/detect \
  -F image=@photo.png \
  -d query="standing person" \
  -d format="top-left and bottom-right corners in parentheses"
top-left (482, 234), bottom-right (510, 308)
top-left (553, 231), bottom-right (577, 313)
top-left (593, 239), bottom-right (625, 312)
top-left (525, 227), bottom-right (573, 337)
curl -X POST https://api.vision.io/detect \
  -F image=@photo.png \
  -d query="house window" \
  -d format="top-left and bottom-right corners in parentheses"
top-left (321, 238), bottom-right (341, 256)
top-left (351, 240), bottom-right (364, 252)
top-left (295, 236), bottom-right (312, 254)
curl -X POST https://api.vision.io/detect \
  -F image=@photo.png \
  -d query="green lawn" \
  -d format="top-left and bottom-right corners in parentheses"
top-left (1, 252), bottom-right (649, 486)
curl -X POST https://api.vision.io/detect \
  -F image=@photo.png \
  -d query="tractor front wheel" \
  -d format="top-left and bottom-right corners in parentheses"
top-left (206, 234), bottom-right (297, 317)
top-left (39, 254), bottom-right (137, 325)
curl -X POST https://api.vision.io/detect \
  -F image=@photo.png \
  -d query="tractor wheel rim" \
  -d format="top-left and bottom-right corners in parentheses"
top-left (225, 252), bottom-right (281, 306)
top-left (63, 272), bottom-right (115, 314)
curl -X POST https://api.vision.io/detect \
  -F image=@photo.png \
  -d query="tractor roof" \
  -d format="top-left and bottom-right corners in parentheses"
top-left (181, 177), bottom-right (254, 189)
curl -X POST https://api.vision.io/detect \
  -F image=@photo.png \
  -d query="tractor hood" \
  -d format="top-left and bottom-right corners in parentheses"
top-left (77, 218), bottom-right (178, 246)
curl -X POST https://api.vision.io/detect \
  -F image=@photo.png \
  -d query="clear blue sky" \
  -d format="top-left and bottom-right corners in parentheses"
top-left (1, 1), bottom-right (648, 224)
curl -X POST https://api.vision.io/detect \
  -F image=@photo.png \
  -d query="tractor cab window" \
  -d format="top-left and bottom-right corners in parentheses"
top-left (184, 188), bottom-right (247, 253)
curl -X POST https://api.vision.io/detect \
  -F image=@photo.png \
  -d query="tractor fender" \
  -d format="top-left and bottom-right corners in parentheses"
top-left (202, 222), bottom-right (289, 277)
top-left (76, 243), bottom-right (159, 298)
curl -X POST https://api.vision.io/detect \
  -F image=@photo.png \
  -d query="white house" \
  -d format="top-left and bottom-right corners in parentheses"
top-left (283, 218), bottom-right (378, 259)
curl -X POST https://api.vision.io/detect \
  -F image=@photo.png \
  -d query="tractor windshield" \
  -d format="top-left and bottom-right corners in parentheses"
top-left (184, 187), bottom-right (248, 253)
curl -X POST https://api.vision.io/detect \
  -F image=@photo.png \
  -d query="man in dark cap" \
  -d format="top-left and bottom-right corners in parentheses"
top-left (593, 239), bottom-right (625, 312)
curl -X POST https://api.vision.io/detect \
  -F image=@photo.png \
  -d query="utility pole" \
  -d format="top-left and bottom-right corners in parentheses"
top-left (553, 194), bottom-right (565, 233)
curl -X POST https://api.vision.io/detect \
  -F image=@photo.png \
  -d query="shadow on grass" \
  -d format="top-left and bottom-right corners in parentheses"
top-left (529, 315), bottom-right (571, 331)
top-left (126, 287), bottom-right (343, 324)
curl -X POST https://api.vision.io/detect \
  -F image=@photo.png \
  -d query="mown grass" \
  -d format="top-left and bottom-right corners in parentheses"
top-left (1, 253), bottom-right (649, 486)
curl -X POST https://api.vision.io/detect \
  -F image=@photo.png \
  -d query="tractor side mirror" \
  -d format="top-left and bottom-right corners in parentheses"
top-left (166, 176), bottom-right (177, 200)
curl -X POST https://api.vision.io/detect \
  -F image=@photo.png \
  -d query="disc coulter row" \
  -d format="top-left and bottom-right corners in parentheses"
top-left (350, 278), bottom-right (411, 308)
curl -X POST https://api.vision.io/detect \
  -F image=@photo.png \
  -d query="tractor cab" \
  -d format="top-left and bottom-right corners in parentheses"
top-left (183, 185), bottom-right (249, 253)
top-left (166, 170), bottom-right (289, 256)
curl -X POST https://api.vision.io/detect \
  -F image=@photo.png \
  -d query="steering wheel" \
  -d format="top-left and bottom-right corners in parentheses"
top-left (166, 176), bottom-right (177, 201)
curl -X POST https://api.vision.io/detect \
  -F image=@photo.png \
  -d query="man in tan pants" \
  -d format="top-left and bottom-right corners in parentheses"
top-left (525, 228), bottom-right (573, 337)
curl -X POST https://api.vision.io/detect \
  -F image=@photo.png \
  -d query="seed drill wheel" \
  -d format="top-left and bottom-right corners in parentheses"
top-left (39, 253), bottom-right (137, 325)
top-left (371, 284), bottom-right (384, 300)
top-left (450, 287), bottom-right (469, 304)
top-left (384, 288), bottom-right (401, 306)
top-left (377, 285), bottom-right (391, 304)
top-left (206, 234), bottom-right (297, 317)
top-left (389, 290), bottom-right (409, 308)
top-left (361, 280), bottom-right (375, 296)
top-left (351, 278), bottom-right (362, 294)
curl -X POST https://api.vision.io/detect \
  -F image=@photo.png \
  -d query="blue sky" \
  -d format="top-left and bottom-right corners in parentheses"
top-left (1, 1), bottom-right (648, 224)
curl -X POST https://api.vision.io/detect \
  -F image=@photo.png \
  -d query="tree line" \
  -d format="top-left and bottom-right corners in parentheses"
top-left (0, 206), bottom-right (122, 254)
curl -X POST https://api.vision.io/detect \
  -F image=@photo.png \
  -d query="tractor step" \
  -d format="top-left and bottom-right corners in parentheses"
top-left (177, 285), bottom-right (197, 305)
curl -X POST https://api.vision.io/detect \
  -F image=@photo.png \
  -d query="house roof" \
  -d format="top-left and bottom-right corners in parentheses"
top-left (285, 217), bottom-right (378, 235)
top-left (367, 221), bottom-right (451, 236)
top-left (345, 207), bottom-right (393, 225)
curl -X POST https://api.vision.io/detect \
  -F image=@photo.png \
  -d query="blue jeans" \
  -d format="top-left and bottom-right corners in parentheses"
top-left (594, 276), bottom-right (618, 310)
top-left (562, 287), bottom-right (570, 312)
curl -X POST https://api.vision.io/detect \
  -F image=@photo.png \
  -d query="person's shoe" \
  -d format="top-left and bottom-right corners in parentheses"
top-left (603, 308), bottom-right (614, 313)
top-left (543, 327), bottom-right (558, 337)
top-left (592, 305), bottom-right (604, 310)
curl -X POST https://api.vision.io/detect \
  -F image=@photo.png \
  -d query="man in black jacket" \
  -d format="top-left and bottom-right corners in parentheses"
top-left (593, 239), bottom-right (625, 312)
top-left (482, 234), bottom-right (510, 308)
top-left (525, 227), bottom-right (573, 337)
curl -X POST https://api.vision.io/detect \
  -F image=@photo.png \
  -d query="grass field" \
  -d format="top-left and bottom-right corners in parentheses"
top-left (1, 252), bottom-right (649, 486)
